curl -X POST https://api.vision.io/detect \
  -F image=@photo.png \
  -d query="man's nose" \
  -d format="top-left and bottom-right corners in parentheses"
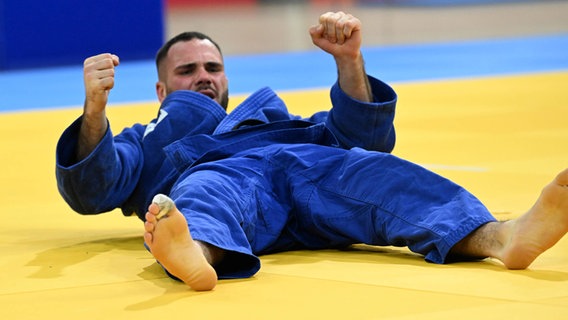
top-left (195, 68), bottom-right (212, 84)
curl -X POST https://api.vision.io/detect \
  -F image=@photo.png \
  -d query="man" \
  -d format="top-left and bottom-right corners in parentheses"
top-left (56, 12), bottom-right (568, 291)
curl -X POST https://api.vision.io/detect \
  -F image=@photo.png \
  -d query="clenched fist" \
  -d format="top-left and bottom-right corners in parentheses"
top-left (83, 53), bottom-right (120, 112)
top-left (309, 11), bottom-right (362, 61)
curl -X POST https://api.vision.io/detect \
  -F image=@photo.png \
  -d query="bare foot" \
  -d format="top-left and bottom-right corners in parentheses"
top-left (144, 194), bottom-right (217, 291)
top-left (499, 169), bottom-right (568, 269)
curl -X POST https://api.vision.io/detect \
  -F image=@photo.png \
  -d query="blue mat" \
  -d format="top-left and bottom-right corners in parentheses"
top-left (1, 34), bottom-right (567, 112)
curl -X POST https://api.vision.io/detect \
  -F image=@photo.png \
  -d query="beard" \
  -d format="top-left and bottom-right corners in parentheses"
top-left (218, 89), bottom-right (229, 110)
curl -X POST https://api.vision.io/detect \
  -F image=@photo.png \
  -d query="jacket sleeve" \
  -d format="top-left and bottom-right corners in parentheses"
top-left (308, 75), bottom-right (397, 153)
top-left (55, 117), bottom-right (145, 214)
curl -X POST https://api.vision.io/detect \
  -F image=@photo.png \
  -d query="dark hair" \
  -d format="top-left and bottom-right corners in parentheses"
top-left (155, 31), bottom-right (223, 71)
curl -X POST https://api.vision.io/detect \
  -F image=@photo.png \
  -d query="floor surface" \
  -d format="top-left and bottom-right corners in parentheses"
top-left (1, 1), bottom-right (567, 319)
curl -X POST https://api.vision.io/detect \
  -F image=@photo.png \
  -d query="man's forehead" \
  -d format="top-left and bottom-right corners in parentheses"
top-left (168, 39), bottom-right (222, 60)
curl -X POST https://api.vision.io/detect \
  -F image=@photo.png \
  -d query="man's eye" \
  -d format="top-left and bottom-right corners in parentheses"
top-left (207, 64), bottom-right (222, 73)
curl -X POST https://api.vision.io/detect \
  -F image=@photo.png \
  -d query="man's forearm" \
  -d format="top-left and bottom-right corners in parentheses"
top-left (335, 52), bottom-right (372, 103)
top-left (76, 101), bottom-right (108, 161)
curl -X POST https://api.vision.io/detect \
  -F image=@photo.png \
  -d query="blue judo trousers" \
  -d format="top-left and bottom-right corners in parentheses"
top-left (56, 76), bottom-right (496, 279)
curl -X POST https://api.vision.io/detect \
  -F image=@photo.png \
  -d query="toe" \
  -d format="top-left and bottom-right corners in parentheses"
top-left (555, 168), bottom-right (568, 186)
top-left (143, 232), bottom-right (153, 246)
top-left (144, 220), bottom-right (155, 233)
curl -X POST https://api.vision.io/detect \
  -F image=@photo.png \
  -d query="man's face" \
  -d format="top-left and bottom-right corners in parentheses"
top-left (156, 39), bottom-right (229, 109)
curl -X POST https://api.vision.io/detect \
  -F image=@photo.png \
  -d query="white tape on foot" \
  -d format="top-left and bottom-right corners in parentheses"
top-left (152, 194), bottom-right (174, 220)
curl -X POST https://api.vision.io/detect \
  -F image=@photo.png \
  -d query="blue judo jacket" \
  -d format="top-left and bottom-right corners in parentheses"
top-left (56, 76), bottom-right (397, 220)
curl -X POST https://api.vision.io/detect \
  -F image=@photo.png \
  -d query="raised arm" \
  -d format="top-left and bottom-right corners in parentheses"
top-left (309, 11), bottom-right (371, 103)
top-left (307, 12), bottom-right (396, 153)
top-left (77, 53), bottom-right (120, 160)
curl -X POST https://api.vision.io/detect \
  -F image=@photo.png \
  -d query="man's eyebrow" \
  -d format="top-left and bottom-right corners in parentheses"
top-left (174, 62), bottom-right (196, 71)
top-left (174, 61), bottom-right (222, 70)
top-left (205, 61), bottom-right (223, 68)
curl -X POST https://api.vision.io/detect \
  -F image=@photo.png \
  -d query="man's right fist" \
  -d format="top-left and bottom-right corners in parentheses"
top-left (83, 53), bottom-right (120, 108)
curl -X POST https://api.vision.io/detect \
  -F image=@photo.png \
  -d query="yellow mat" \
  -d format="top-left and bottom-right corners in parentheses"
top-left (1, 72), bottom-right (567, 319)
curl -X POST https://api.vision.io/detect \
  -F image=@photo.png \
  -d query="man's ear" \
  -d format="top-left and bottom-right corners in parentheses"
top-left (156, 81), bottom-right (167, 103)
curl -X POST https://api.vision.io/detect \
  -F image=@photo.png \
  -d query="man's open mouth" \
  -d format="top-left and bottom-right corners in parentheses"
top-left (197, 88), bottom-right (216, 99)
